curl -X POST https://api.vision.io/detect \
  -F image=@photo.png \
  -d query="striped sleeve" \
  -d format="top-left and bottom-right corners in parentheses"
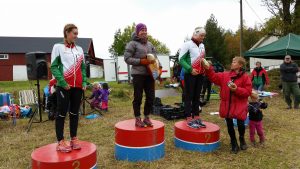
top-left (79, 47), bottom-right (87, 87)
top-left (50, 44), bottom-right (68, 88)
top-left (179, 42), bottom-right (192, 73)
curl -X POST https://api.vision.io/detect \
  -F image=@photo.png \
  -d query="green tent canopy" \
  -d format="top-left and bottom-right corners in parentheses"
top-left (244, 33), bottom-right (300, 59)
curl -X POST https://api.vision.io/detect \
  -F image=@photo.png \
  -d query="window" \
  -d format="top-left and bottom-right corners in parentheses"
top-left (0, 54), bottom-right (9, 59)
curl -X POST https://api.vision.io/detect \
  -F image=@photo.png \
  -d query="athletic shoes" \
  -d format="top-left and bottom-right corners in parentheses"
top-left (143, 117), bottom-right (153, 127)
top-left (70, 137), bottom-right (81, 150)
top-left (135, 117), bottom-right (147, 128)
top-left (194, 119), bottom-right (206, 128)
top-left (56, 140), bottom-right (72, 153)
top-left (186, 120), bottom-right (200, 129)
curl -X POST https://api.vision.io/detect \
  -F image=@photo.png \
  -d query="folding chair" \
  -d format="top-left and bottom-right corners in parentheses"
top-left (19, 90), bottom-right (39, 132)
top-left (80, 91), bottom-right (102, 116)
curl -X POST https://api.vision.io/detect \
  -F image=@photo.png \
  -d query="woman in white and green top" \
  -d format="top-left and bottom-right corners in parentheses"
top-left (50, 24), bottom-right (87, 153)
top-left (179, 27), bottom-right (207, 129)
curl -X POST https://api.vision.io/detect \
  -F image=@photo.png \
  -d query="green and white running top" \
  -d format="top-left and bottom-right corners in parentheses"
top-left (179, 40), bottom-right (206, 74)
top-left (50, 42), bottom-right (87, 88)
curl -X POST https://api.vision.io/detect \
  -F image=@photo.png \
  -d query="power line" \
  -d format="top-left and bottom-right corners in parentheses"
top-left (244, 0), bottom-right (264, 25)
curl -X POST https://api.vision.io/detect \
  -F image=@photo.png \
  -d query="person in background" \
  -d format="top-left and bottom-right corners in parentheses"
top-left (203, 56), bottom-right (252, 154)
top-left (124, 23), bottom-right (162, 127)
top-left (51, 23), bottom-right (87, 153)
top-left (179, 68), bottom-right (185, 103)
top-left (179, 27), bottom-right (207, 129)
top-left (297, 67), bottom-right (300, 88)
top-left (280, 55), bottom-right (300, 109)
top-left (251, 61), bottom-right (270, 91)
top-left (248, 90), bottom-right (268, 147)
top-left (201, 75), bottom-right (212, 102)
top-left (89, 83), bottom-right (102, 110)
top-left (47, 79), bottom-right (57, 120)
top-left (100, 83), bottom-right (110, 112)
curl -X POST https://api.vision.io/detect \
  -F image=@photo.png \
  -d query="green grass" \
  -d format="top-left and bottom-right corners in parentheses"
top-left (0, 79), bottom-right (300, 169)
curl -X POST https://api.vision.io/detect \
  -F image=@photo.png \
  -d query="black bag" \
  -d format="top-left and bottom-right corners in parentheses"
top-left (152, 97), bottom-right (163, 115)
top-left (160, 105), bottom-right (185, 120)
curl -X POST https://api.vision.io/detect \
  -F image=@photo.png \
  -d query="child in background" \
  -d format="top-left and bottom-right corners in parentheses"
top-left (89, 83), bottom-right (102, 110)
top-left (100, 83), bottom-right (110, 112)
top-left (179, 68), bottom-right (185, 103)
top-left (47, 79), bottom-right (57, 120)
top-left (248, 90), bottom-right (268, 146)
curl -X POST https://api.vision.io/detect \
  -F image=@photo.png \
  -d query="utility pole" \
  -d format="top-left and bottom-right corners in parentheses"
top-left (240, 0), bottom-right (243, 57)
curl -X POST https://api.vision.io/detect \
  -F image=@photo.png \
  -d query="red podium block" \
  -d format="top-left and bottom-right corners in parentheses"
top-left (31, 141), bottom-right (97, 169)
top-left (174, 121), bottom-right (220, 152)
top-left (115, 119), bottom-right (165, 161)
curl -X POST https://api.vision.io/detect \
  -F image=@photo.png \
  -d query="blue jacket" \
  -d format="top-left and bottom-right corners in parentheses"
top-left (180, 69), bottom-right (185, 81)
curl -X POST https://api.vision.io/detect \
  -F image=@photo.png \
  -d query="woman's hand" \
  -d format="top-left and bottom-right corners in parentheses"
top-left (64, 85), bottom-right (70, 90)
top-left (82, 86), bottom-right (87, 91)
top-left (201, 59), bottom-right (210, 70)
top-left (140, 58), bottom-right (155, 65)
top-left (229, 83), bottom-right (237, 92)
top-left (191, 69), bottom-right (199, 75)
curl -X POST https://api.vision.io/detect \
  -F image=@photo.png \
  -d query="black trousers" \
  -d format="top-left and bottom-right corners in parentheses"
top-left (184, 74), bottom-right (204, 118)
top-left (132, 75), bottom-right (155, 117)
top-left (47, 92), bottom-right (57, 120)
top-left (225, 118), bottom-right (245, 142)
top-left (201, 76), bottom-right (212, 101)
top-left (55, 87), bottom-right (83, 141)
top-left (180, 80), bottom-right (185, 103)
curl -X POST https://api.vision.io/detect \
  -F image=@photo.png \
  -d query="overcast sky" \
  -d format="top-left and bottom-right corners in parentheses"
top-left (1, 0), bottom-right (272, 58)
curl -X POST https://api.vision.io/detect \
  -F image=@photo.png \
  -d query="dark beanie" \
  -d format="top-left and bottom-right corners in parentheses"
top-left (135, 23), bottom-right (147, 34)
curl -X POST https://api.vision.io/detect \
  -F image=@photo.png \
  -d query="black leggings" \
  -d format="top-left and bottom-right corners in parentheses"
top-left (225, 118), bottom-right (245, 142)
top-left (132, 75), bottom-right (155, 117)
top-left (201, 77), bottom-right (212, 101)
top-left (55, 87), bottom-right (83, 141)
top-left (184, 74), bottom-right (204, 118)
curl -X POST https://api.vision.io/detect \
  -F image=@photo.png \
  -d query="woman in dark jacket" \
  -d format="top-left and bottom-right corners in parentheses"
top-left (124, 23), bottom-right (162, 127)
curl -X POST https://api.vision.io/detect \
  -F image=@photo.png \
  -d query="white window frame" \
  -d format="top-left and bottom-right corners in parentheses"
top-left (0, 54), bottom-right (9, 60)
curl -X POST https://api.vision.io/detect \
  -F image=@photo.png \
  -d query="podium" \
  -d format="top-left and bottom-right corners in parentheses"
top-left (31, 141), bottom-right (97, 169)
top-left (174, 121), bottom-right (220, 152)
top-left (115, 119), bottom-right (165, 161)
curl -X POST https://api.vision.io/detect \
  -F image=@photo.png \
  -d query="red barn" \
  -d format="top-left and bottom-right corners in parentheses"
top-left (0, 37), bottom-right (102, 81)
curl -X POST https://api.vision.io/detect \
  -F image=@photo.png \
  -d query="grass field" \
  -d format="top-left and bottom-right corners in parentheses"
top-left (0, 79), bottom-right (300, 169)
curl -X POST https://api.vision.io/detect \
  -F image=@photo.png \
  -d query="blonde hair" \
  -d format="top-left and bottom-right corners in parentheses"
top-left (250, 90), bottom-right (259, 100)
top-left (92, 82), bottom-right (100, 89)
top-left (63, 24), bottom-right (77, 39)
top-left (233, 56), bottom-right (246, 66)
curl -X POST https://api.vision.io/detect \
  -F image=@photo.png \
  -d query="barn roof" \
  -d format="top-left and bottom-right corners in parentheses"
top-left (0, 36), bottom-right (93, 54)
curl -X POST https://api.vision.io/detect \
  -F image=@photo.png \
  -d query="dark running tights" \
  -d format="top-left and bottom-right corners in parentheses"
top-left (55, 87), bottom-right (83, 141)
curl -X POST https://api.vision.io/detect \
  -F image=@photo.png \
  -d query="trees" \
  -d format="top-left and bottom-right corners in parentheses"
top-left (262, 0), bottom-right (300, 35)
top-left (261, 16), bottom-right (283, 35)
top-left (204, 14), bottom-right (227, 65)
top-left (203, 14), bottom-right (263, 66)
top-left (224, 31), bottom-right (240, 66)
top-left (109, 23), bottom-right (170, 57)
top-left (242, 26), bottom-right (264, 51)
top-left (294, 0), bottom-right (300, 34)
top-left (109, 24), bottom-right (135, 57)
